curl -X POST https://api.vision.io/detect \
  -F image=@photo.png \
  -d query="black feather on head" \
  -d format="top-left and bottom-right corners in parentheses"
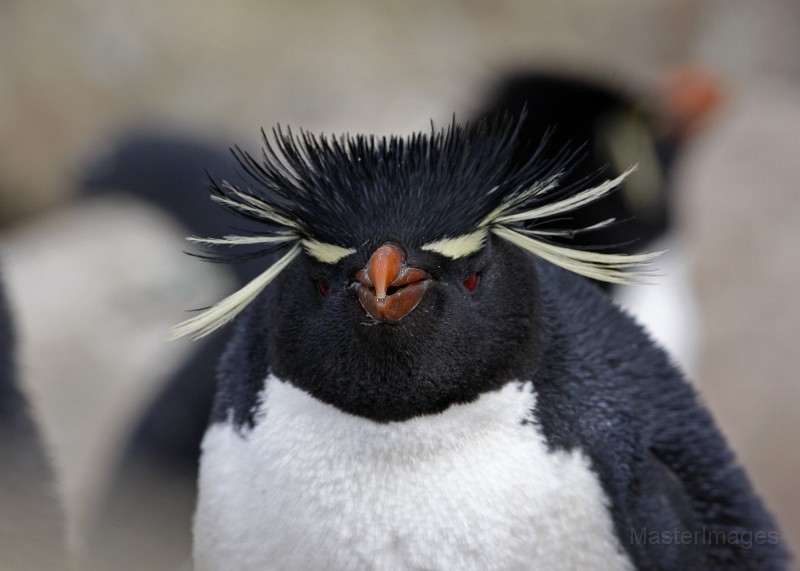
top-left (172, 113), bottom-right (659, 340)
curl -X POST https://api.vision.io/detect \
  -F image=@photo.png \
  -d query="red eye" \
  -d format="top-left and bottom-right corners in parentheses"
top-left (463, 274), bottom-right (479, 292)
top-left (317, 282), bottom-right (330, 297)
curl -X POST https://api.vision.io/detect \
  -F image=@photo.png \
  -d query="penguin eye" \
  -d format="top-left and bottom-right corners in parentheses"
top-left (462, 273), bottom-right (479, 292)
top-left (317, 282), bottom-right (330, 297)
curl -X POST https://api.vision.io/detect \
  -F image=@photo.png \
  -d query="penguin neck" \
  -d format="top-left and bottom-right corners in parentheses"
top-left (252, 374), bottom-right (538, 461)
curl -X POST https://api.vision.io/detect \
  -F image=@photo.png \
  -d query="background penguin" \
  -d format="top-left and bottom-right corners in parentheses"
top-left (469, 69), bottom-right (720, 371)
top-left (79, 132), bottom-right (253, 570)
top-left (469, 68), bottom-right (721, 266)
top-left (179, 117), bottom-right (787, 570)
top-left (81, 132), bottom-right (256, 472)
top-left (0, 269), bottom-right (67, 571)
top-left (470, 72), bottom-right (674, 268)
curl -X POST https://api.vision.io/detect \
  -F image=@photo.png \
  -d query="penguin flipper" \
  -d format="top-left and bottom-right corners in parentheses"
top-left (623, 448), bottom-right (708, 570)
top-left (642, 400), bottom-right (790, 570)
top-left (211, 289), bottom-right (274, 430)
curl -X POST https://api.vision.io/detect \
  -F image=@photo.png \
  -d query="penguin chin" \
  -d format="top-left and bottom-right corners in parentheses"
top-left (271, 320), bottom-right (535, 423)
top-left (271, 315), bottom-right (496, 422)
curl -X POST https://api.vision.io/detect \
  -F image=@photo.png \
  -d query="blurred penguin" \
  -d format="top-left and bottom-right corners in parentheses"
top-left (79, 132), bottom-right (255, 570)
top-left (0, 268), bottom-right (67, 571)
top-left (470, 67), bottom-right (722, 371)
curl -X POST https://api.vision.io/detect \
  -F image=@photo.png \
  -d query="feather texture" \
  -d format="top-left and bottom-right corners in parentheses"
top-left (492, 226), bottom-right (661, 285)
top-left (421, 230), bottom-right (488, 260)
top-left (301, 240), bottom-right (357, 265)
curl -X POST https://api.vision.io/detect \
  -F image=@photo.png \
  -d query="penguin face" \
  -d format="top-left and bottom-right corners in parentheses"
top-left (267, 235), bottom-right (543, 421)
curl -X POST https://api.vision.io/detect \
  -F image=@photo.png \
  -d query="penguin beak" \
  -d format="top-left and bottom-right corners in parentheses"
top-left (353, 244), bottom-right (429, 322)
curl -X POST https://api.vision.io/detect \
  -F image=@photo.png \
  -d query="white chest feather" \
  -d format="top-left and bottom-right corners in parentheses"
top-left (194, 376), bottom-right (633, 571)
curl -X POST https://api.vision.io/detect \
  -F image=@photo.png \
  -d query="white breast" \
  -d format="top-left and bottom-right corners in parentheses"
top-left (194, 375), bottom-right (633, 571)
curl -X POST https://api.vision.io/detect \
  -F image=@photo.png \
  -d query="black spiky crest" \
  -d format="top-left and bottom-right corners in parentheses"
top-left (217, 114), bottom-right (563, 250)
top-left (172, 113), bottom-right (658, 340)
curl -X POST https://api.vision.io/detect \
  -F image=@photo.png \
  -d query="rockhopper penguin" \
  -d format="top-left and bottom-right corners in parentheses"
top-left (174, 116), bottom-right (787, 570)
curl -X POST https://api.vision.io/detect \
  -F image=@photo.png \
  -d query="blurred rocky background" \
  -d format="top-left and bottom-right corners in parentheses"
top-left (0, 0), bottom-right (798, 569)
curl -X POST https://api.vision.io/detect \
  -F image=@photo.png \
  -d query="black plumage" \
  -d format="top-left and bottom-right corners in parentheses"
top-left (215, 120), bottom-right (557, 250)
top-left (206, 117), bottom-right (572, 261)
top-left (192, 116), bottom-right (787, 569)
top-left (530, 259), bottom-right (784, 569)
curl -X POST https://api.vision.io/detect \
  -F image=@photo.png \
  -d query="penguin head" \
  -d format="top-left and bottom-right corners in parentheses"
top-left (172, 115), bottom-right (658, 421)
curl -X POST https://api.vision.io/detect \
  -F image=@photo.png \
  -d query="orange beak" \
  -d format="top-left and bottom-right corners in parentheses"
top-left (354, 244), bottom-right (429, 322)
